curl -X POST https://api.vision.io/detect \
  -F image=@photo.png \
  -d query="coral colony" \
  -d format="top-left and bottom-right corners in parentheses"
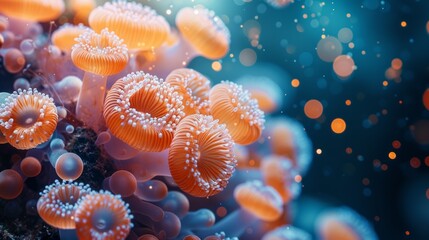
top-left (0, 1), bottom-right (383, 240)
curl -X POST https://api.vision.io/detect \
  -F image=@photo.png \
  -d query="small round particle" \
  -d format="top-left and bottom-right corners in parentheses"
top-left (4, 48), bottom-right (26, 74)
top-left (13, 78), bottom-right (30, 90)
top-left (304, 99), bottom-right (323, 119)
top-left (331, 118), bottom-right (346, 134)
top-left (55, 152), bottom-right (84, 181)
top-left (109, 170), bottom-right (137, 197)
top-left (0, 169), bottom-right (24, 199)
top-left (20, 156), bottom-right (42, 177)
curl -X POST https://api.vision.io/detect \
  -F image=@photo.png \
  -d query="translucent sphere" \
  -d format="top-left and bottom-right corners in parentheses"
top-left (55, 152), bottom-right (84, 181)
top-left (13, 78), bottom-right (30, 90)
top-left (0, 169), bottom-right (24, 199)
top-left (20, 39), bottom-right (35, 55)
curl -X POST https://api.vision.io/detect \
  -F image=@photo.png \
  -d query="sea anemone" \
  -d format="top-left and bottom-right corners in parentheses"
top-left (268, 117), bottom-right (313, 175)
top-left (0, 89), bottom-right (58, 150)
top-left (195, 180), bottom-right (283, 238)
top-left (71, 28), bottom-right (128, 132)
top-left (165, 68), bottom-right (211, 115)
top-left (37, 180), bottom-right (92, 229)
top-left (234, 180), bottom-right (283, 222)
top-left (176, 6), bottom-right (230, 60)
top-left (236, 76), bottom-right (283, 114)
top-left (69, 0), bottom-right (96, 25)
top-left (260, 155), bottom-right (300, 204)
top-left (103, 71), bottom-right (184, 152)
top-left (168, 114), bottom-right (236, 197)
top-left (315, 207), bottom-right (379, 240)
top-left (52, 23), bottom-right (90, 53)
top-left (209, 81), bottom-right (265, 145)
top-left (140, 6), bottom-right (231, 77)
top-left (262, 225), bottom-right (311, 240)
top-left (0, 0), bottom-right (65, 22)
top-left (89, 0), bottom-right (169, 51)
top-left (74, 190), bottom-right (133, 240)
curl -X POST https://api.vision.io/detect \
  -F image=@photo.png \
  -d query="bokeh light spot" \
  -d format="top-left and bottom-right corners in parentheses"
top-left (392, 140), bottom-right (401, 149)
top-left (422, 89), bottom-right (429, 111)
top-left (211, 61), bottom-right (222, 72)
top-left (333, 55), bottom-right (355, 78)
top-left (383, 81), bottom-right (389, 87)
top-left (391, 58), bottom-right (403, 70)
top-left (346, 147), bottom-right (353, 154)
top-left (345, 99), bottom-right (352, 106)
top-left (331, 118), bottom-right (346, 134)
top-left (425, 156), bottom-right (429, 167)
top-left (239, 48), bottom-right (257, 66)
top-left (410, 157), bottom-right (421, 168)
top-left (216, 206), bottom-right (227, 217)
top-left (291, 78), bottom-right (300, 87)
top-left (316, 36), bottom-right (343, 62)
top-left (338, 27), bottom-right (353, 43)
top-left (388, 152), bottom-right (396, 160)
top-left (304, 99), bottom-right (323, 119)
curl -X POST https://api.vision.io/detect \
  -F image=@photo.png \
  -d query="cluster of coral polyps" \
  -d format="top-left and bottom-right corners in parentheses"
top-left (0, 1), bottom-right (313, 239)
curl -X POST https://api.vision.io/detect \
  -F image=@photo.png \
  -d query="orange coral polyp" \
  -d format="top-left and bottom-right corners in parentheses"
top-left (74, 191), bottom-right (133, 240)
top-left (165, 68), bottom-right (211, 115)
top-left (209, 81), bottom-right (265, 145)
top-left (168, 114), bottom-right (236, 197)
top-left (0, 89), bottom-right (58, 150)
top-left (37, 180), bottom-right (92, 229)
top-left (52, 24), bottom-right (90, 53)
top-left (234, 180), bottom-right (283, 221)
top-left (103, 71), bottom-right (185, 152)
top-left (89, 1), bottom-right (170, 51)
top-left (0, 0), bottom-right (65, 22)
top-left (71, 28), bottom-right (129, 76)
top-left (176, 7), bottom-right (230, 59)
top-left (69, 0), bottom-right (95, 25)
top-left (260, 155), bottom-right (296, 204)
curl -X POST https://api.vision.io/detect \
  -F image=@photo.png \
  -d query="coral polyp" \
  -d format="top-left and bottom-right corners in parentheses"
top-left (71, 28), bottom-right (129, 132)
top-left (0, 0), bottom-right (65, 22)
top-left (0, 89), bottom-right (58, 150)
top-left (52, 24), bottom-right (90, 53)
top-left (165, 68), bottom-right (211, 115)
top-left (104, 71), bottom-right (184, 152)
top-left (37, 180), bottom-right (92, 229)
top-left (89, 0), bottom-right (170, 51)
top-left (168, 114), bottom-right (236, 197)
top-left (71, 28), bottom-right (129, 76)
top-left (176, 6), bottom-right (230, 59)
top-left (209, 81), bottom-right (265, 145)
top-left (74, 191), bottom-right (133, 240)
